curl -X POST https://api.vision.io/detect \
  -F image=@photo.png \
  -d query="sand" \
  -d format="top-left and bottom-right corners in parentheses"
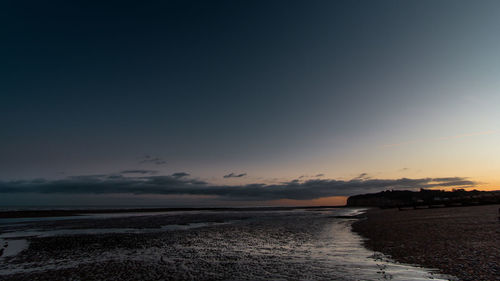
top-left (352, 204), bottom-right (500, 281)
top-left (0, 208), bottom-right (451, 281)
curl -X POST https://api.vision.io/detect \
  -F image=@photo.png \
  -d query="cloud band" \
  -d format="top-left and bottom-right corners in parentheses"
top-left (0, 174), bottom-right (475, 201)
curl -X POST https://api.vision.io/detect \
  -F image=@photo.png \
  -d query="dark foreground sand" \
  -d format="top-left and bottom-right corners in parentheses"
top-left (0, 208), bottom-right (451, 281)
top-left (352, 204), bottom-right (500, 281)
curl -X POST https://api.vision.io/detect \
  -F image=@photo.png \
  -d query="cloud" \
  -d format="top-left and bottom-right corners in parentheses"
top-left (171, 172), bottom-right (190, 178)
top-left (298, 174), bottom-right (324, 179)
top-left (0, 174), bottom-right (476, 201)
top-left (223, 173), bottom-right (247, 179)
top-left (353, 173), bottom-right (370, 180)
top-left (139, 155), bottom-right (166, 165)
top-left (120, 170), bottom-right (158, 175)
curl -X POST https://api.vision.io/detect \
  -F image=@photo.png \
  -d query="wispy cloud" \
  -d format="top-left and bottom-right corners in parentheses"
top-left (120, 170), bottom-right (158, 175)
top-left (171, 172), bottom-right (190, 178)
top-left (353, 173), bottom-right (370, 180)
top-left (383, 130), bottom-right (497, 148)
top-left (298, 174), bottom-right (324, 179)
top-left (139, 155), bottom-right (166, 165)
top-left (223, 173), bottom-right (247, 179)
top-left (0, 174), bottom-right (475, 201)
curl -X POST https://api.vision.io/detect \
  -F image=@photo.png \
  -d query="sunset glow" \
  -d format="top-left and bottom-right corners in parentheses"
top-left (1, 0), bottom-right (499, 206)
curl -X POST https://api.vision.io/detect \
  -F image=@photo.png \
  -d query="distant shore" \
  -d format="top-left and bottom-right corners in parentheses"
top-left (0, 205), bottom-right (344, 219)
top-left (352, 204), bottom-right (500, 281)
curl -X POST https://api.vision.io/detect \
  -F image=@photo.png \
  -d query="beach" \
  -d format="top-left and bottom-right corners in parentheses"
top-left (0, 207), bottom-right (451, 280)
top-left (352, 204), bottom-right (500, 281)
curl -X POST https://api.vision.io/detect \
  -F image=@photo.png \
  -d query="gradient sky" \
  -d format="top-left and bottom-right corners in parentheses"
top-left (1, 0), bottom-right (499, 206)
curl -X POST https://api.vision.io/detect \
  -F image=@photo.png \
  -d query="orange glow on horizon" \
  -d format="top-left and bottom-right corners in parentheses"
top-left (272, 196), bottom-right (347, 207)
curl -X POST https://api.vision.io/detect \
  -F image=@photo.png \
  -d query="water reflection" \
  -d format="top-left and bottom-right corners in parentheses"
top-left (0, 208), bottom-right (454, 280)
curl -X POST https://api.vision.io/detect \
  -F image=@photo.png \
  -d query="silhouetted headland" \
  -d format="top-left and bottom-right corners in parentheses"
top-left (347, 188), bottom-right (500, 209)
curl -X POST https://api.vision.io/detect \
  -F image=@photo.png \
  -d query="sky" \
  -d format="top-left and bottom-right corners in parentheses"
top-left (1, 0), bottom-right (500, 206)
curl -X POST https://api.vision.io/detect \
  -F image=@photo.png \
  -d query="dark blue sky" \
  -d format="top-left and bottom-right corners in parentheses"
top-left (1, 0), bottom-right (499, 205)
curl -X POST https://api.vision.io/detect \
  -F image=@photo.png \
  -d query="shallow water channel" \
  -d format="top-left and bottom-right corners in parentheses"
top-left (0, 208), bottom-right (454, 280)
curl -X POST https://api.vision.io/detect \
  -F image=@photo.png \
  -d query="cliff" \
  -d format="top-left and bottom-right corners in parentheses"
top-left (347, 189), bottom-right (500, 208)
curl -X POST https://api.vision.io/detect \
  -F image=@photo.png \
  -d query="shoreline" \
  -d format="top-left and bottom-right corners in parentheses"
top-left (0, 205), bottom-right (344, 219)
top-left (352, 204), bottom-right (500, 281)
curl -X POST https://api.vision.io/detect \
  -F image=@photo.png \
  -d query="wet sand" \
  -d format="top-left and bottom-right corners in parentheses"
top-left (352, 204), bottom-right (500, 281)
top-left (0, 208), bottom-right (451, 280)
